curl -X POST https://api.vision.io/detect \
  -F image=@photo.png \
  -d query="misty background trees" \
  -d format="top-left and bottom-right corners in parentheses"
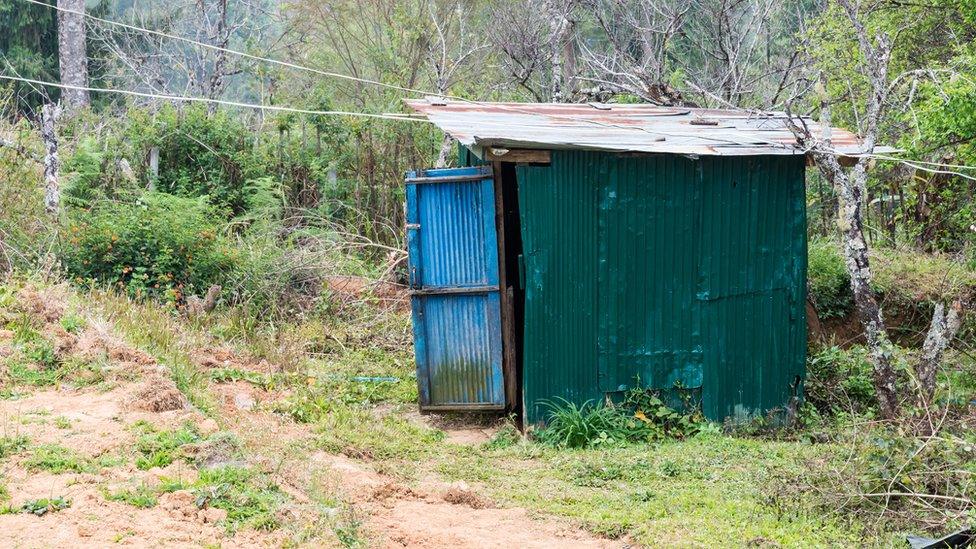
top-left (0, 0), bottom-right (974, 420)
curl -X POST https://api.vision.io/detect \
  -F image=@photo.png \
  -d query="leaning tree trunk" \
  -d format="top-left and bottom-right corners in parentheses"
top-left (41, 104), bottom-right (62, 217)
top-left (812, 153), bottom-right (901, 420)
top-left (916, 301), bottom-right (963, 404)
top-left (57, 0), bottom-right (89, 113)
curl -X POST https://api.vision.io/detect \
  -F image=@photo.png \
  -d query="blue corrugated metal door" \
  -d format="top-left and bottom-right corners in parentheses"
top-left (405, 166), bottom-right (505, 410)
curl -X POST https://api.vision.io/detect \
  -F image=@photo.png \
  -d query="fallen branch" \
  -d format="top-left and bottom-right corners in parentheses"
top-left (857, 492), bottom-right (972, 505)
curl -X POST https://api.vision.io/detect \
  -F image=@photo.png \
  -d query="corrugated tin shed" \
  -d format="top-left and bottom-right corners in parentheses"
top-left (406, 99), bottom-right (892, 158)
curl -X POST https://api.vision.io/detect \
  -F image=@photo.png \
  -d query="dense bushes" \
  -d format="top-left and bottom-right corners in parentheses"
top-left (0, 122), bottom-right (48, 271)
top-left (807, 239), bottom-right (852, 318)
top-left (804, 345), bottom-right (878, 417)
top-left (60, 193), bottom-right (235, 302)
top-left (536, 390), bottom-right (709, 448)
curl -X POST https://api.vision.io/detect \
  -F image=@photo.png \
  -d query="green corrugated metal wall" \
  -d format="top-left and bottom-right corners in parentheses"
top-left (516, 151), bottom-right (806, 425)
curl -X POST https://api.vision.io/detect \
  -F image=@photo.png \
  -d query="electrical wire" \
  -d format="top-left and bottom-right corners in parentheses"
top-left (21, 0), bottom-right (976, 176)
top-left (21, 0), bottom-right (789, 148)
top-left (0, 74), bottom-right (430, 122)
top-left (20, 0), bottom-right (435, 98)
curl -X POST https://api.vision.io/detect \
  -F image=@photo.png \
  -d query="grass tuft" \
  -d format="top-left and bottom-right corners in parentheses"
top-left (0, 435), bottom-right (30, 460)
top-left (23, 444), bottom-right (92, 474)
top-left (132, 421), bottom-right (201, 470)
top-left (103, 483), bottom-right (159, 509)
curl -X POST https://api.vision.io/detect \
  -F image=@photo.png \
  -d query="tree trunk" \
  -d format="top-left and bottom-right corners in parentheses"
top-left (546, 2), bottom-right (572, 102)
top-left (817, 155), bottom-right (900, 419)
top-left (148, 146), bottom-right (160, 190)
top-left (41, 104), bottom-right (62, 217)
top-left (434, 134), bottom-right (454, 168)
top-left (916, 301), bottom-right (963, 403)
top-left (57, 0), bottom-right (89, 113)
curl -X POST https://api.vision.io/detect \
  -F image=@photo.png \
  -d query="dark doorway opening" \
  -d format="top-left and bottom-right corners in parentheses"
top-left (493, 161), bottom-right (525, 423)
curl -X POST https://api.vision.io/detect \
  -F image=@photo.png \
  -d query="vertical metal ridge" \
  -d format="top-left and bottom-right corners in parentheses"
top-left (518, 152), bottom-right (806, 425)
top-left (409, 167), bottom-right (504, 409)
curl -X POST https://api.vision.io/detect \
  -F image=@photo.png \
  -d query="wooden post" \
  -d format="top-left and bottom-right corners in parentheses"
top-left (148, 147), bottom-right (160, 190)
top-left (41, 104), bottom-right (62, 217)
top-left (492, 161), bottom-right (519, 414)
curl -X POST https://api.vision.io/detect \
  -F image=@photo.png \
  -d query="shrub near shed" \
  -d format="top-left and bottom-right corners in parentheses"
top-left (61, 192), bottom-right (236, 303)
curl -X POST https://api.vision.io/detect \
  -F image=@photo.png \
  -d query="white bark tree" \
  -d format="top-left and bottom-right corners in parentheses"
top-left (427, 2), bottom-right (488, 167)
top-left (790, 0), bottom-right (965, 419)
top-left (57, 0), bottom-right (90, 112)
top-left (41, 103), bottom-right (62, 217)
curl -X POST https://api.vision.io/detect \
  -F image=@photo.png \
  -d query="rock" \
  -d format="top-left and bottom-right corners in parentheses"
top-left (234, 392), bottom-right (256, 411)
top-left (199, 418), bottom-right (219, 434)
top-left (199, 506), bottom-right (227, 524)
top-left (159, 490), bottom-right (198, 518)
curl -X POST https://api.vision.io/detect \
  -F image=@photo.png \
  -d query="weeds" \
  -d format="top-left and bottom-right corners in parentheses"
top-left (59, 313), bottom-right (86, 334)
top-left (194, 465), bottom-right (285, 532)
top-left (536, 390), bottom-right (706, 449)
top-left (132, 421), bottom-right (201, 470)
top-left (0, 435), bottom-right (30, 459)
top-left (19, 497), bottom-right (71, 516)
top-left (23, 444), bottom-right (92, 474)
top-left (331, 508), bottom-right (365, 548)
top-left (103, 483), bottom-right (159, 509)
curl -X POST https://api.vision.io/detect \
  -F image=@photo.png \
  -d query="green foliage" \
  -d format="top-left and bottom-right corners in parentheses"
top-left (7, 337), bottom-right (62, 387)
top-left (193, 465), bottom-right (285, 532)
top-left (0, 120), bottom-right (48, 268)
top-left (103, 482), bottom-right (159, 509)
top-left (23, 444), bottom-right (92, 474)
top-left (536, 391), bottom-right (706, 449)
top-left (59, 313), bottom-right (86, 334)
top-left (61, 192), bottom-right (236, 301)
top-left (0, 0), bottom-right (59, 109)
top-left (332, 509), bottom-right (365, 549)
top-left (0, 435), bottom-right (30, 460)
top-left (805, 345), bottom-right (877, 417)
top-left (18, 496), bottom-right (70, 516)
top-left (132, 421), bottom-right (201, 470)
top-left (808, 239), bottom-right (852, 318)
top-left (123, 105), bottom-right (344, 218)
top-left (483, 423), bottom-right (521, 450)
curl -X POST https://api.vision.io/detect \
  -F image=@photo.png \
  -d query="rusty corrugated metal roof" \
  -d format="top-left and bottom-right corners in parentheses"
top-left (405, 99), bottom-right (894, 157)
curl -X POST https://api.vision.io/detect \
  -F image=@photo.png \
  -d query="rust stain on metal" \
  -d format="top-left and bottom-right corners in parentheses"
top-left (405, 99), bottom-right (894, 157)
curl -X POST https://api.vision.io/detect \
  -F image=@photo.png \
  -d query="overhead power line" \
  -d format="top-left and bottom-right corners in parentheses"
top-left (20, 0), bottom-right (435, 98)
top-left (0, 74), bottom-right (430, 122)
top-left (21, 0), bottom-right (973, 178)
top-left (18, 0), bottom-right (789, 148)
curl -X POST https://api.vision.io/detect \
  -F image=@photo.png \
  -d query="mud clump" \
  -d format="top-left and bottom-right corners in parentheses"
top-left (370, 482), bottom-right (420, 504)
top-left (184, 431), bottom-right (242, 469)
top-left (17, 286), bottom-right (66, 323)
top-left (126, 374), bottom-right (188, 412)
top-left (442, 482), bottom-right (493, 509)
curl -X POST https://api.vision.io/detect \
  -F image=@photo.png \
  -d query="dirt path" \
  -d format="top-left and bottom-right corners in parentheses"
top-left (0, 284), bottom-right (614, 548)
top-left (0, 387), bottom-right (282, 548)
top-left (211, 381), bottom-right (615, 549)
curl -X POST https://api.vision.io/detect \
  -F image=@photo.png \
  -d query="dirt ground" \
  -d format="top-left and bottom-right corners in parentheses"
top-left (0, 284), bottom-right (613, 548)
